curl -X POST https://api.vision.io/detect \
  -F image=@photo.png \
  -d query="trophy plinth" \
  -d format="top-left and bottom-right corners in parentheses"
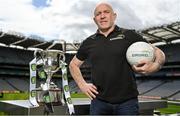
top-left (36, 87), bottom-right (63, 106)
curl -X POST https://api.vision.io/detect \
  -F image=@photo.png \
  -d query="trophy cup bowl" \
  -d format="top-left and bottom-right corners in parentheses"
top-left (34, 49), bottom-right (65, 76)
top-left (41, 50), bottom-right (65, 74)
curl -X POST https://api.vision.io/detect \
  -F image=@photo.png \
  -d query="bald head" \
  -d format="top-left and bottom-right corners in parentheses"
top-left (94, 3), bottom-right (114, 16)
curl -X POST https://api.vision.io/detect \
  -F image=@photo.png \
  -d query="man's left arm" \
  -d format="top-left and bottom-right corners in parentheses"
top-left (132, 46), bottom-right (165, 74)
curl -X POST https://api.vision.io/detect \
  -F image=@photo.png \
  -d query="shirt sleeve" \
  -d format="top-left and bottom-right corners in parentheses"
top-left (126, 30), bottom-right (148, 43)
top-left (76, 40), bottom-right (88, 61)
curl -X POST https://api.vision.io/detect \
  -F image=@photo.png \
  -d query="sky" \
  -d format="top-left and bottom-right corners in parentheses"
top-left (0, 0), bottom-right (179, 42)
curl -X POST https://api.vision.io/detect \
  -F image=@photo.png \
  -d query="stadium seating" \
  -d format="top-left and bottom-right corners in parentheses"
top-left (0, 27), bottom-right (180, 101)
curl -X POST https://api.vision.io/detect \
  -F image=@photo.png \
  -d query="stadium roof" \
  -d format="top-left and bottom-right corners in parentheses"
top-left (0, 21), bottom-right (180, 52)
top-left (139, 21), bottom-right (180, 46)
top-left (0, 30), bottom-right (79, 52)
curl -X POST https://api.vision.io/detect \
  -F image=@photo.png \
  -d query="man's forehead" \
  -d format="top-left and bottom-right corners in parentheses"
top-left (94, 3), bottom-right (113, 14)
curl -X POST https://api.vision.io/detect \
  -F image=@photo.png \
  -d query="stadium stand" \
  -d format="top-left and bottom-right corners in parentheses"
top-left (0, 22), bottom-right (180, 103)
top-left (4, 77), bottom-right (29, 91)
top-left (170, 93), bottom-right (180, 100)
top-left (137, 79), bottom-right (180, 100)
top-left (0, 46), bottom-right (33, 65)
top-left (137, 80), bottom-right (166, 94)
top-left (0, 78), bottom-right (16, 91)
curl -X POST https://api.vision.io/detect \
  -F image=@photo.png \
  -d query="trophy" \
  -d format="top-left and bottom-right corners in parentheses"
top-left (32, 47), bottom-right (75, 115)
top-left (34, 49), bottom-right (65, 113)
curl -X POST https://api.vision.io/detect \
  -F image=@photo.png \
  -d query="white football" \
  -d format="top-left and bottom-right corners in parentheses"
top-left (126, 41), bottom-right (155, 65)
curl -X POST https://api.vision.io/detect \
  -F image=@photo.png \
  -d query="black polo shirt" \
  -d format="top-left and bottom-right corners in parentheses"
top-left (76, 25), bottom-right (147, 103)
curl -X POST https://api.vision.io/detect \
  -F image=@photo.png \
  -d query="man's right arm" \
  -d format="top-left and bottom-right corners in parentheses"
top-left (69, 56), bottom-right (98, 100)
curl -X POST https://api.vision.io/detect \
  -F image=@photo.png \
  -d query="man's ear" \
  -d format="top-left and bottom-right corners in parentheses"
top-left (113, 13), bottom-right (117, 20)
top-left (93, 17), bottom-right (97, 25)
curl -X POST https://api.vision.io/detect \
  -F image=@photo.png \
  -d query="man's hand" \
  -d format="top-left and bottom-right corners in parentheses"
top-left (79, 83), bottom-right (99, 100)
top-left (132, 60), bottom-right (161, 75)
top-left (69, 56), bottom-right (99, 100)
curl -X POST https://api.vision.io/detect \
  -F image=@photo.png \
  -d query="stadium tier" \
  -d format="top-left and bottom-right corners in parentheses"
top-left (0, 22), bottom-right (180, 102)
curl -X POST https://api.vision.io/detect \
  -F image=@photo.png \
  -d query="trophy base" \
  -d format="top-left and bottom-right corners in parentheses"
top-left (34, 88), bottom-right (63, 106)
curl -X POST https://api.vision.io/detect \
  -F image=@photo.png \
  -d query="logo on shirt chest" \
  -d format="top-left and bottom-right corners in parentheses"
top-left (110, 34), bottom-right (125, 41)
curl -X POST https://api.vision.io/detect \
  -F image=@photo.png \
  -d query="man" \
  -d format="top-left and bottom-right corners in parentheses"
top-left (69, 2), bottom-right (165, 115)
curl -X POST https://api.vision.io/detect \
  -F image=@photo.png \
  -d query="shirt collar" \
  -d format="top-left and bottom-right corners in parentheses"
top-left (95, 25), bottom-right (121, 35)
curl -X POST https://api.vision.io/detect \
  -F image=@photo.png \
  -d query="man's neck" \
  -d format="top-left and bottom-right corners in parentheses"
top-left (99, 25), bottom-right (115, 37)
